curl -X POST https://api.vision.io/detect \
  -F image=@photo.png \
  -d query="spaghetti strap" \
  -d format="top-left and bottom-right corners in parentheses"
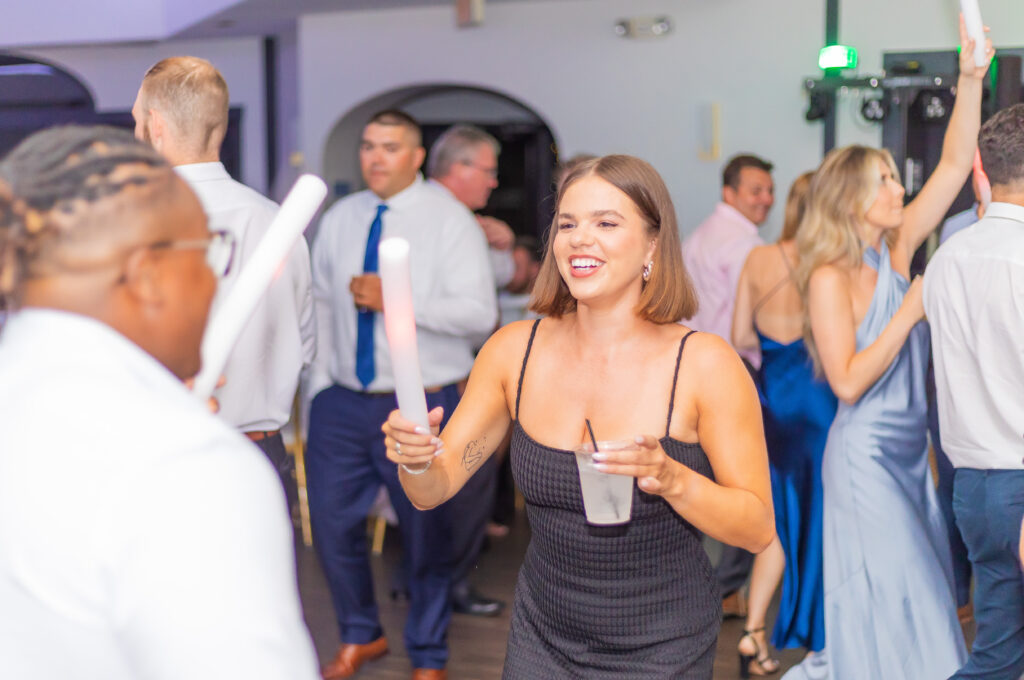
top-left (666, 330), bottom-right (698, 438)
top-left (751, 243), bottom-right (797, 319)
top-left (515, 318), bottom-right (542, 420)
top-left (777, 242), bottom-right (796, 275)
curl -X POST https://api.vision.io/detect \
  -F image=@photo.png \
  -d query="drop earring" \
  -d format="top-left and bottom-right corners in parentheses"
top-left (642, 261), bottom-right (653, 281)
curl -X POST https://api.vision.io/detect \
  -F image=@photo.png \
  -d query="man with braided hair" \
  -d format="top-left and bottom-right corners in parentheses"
top-left (133, 56), bottom-right (315, 501)
top-left (0, 125), bottom-right (318, 680)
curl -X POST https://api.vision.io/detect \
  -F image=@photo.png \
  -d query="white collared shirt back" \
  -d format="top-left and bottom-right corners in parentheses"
top-left (924, 201), bottom-right (1024, 470)
top-left (176, 162), bottom-right (316, 432)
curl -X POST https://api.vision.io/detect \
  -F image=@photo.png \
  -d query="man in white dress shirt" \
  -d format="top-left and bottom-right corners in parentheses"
top-left (0, 126), bottom-right (318, 679)
top-left (132, 56), bottom-right (315, 503)
top-left (428, 124), bottom-right (515, 289)
top-left (924, 103), bottom-right (1024, 680)
top-left (426, 124), bottom-right (511, 618)
top-left (307, 110), bottom-right (497, 680)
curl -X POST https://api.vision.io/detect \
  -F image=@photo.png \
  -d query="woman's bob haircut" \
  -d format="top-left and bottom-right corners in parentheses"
top-left (530, 154), bottom-right (697, 323)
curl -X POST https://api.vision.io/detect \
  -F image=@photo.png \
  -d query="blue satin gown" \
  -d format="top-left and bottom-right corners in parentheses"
top-left (757, 329), bottom-right (836, 652)
top-left (821, 241), bottom-right (965, 679)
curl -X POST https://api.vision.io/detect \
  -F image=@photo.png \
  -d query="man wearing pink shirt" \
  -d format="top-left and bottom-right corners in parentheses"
top-left (682, 154), bottom-right (774, 616)
top-left (682, 154), bottom-right (774, 367)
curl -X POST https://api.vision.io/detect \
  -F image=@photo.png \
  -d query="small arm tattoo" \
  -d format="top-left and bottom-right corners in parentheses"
top-left (462, 436), bottom-right (486, 472)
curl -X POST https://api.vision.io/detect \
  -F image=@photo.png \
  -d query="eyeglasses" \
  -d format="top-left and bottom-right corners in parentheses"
top-left (460, 160), bottom-right (499, 179)
top-left (147, 229), bottom-right (237, 277)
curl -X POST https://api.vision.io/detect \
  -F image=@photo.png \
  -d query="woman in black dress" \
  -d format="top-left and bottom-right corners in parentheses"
top-left (384, 155), bottom-right (774, 678)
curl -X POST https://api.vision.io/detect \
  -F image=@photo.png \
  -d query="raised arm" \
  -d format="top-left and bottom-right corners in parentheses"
top-left (731, 252), bottom-right (759, 356)
top-left (381, 322), bottom-right (528, 509)
top-left (807, 264), bottom-right (922, 404)
top-left (900, 16), bottom-right (993, 256)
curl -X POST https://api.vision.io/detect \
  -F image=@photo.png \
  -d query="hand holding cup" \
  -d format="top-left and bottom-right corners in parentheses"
top-left (593, 434), bottom-right (681, 496)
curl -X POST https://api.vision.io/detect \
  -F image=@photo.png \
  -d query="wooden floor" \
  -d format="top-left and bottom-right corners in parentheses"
top-left (296, 512), bottom-right (807, 679)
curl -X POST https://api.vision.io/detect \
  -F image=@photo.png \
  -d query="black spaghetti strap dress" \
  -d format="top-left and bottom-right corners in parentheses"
top-left (502, 320), bottom-right (721, 679)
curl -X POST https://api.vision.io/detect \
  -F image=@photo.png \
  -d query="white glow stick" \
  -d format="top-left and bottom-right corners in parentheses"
top-left (379, 237), bottom-right (429, 429)
top-left (960, 0), bottom-right (987, 67)
top-left (192, 174), bottom-right (328, 402)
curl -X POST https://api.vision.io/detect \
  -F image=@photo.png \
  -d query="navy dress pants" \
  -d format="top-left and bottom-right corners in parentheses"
top-left (950, 468), bottom-right (1024, 680)
top-left (306, 384), bottom-right (460, 670)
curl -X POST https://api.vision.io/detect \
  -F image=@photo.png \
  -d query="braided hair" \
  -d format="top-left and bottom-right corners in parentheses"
top-left (0, 125), bottom-right (171, 314)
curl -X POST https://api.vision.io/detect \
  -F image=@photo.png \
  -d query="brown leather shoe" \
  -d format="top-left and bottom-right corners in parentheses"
top-left (320, 637), bottom-right (389, 679)
top-left (411, 669), bottom-right (447, 680)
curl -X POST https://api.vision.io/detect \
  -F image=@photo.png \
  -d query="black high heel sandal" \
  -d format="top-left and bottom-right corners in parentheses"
top-left (737, 627), bottom-right (780, 678)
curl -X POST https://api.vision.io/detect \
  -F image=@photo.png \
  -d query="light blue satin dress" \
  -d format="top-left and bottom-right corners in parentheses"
top-left (821, 241), bottom-right (966, 679)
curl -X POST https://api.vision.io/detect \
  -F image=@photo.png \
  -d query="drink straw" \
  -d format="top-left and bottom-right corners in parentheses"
top-left (585, 418), bottom-right (600, 454)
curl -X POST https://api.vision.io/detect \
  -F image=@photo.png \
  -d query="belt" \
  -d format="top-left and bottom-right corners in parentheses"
top-left (357, 381), bottom-right (462, 397)
top-left (245, 429), bottom-right (280, 442)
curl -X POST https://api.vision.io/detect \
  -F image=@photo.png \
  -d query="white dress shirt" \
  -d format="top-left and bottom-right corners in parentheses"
top-left (177, 162), bottom-right (316, 432)
top-left (924, 201), bottom-right (1024, 470)
top-left (0, 310), bottom-right (318, 680)
top-left (489, 247), bottom-right (516, 289)
top-left (425, 178), bottom-right (515, 288)
top-left (310, 175), bottom-right (497, 394)
top-left (498, 291), bottom-right (539, 326)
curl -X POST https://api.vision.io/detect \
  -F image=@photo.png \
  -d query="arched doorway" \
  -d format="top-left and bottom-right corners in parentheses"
top-left (322, 84), bottom-right (558, 240)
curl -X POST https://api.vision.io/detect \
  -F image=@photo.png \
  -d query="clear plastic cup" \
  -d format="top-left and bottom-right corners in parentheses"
top-left (573, 440), bottom-right (635, 525)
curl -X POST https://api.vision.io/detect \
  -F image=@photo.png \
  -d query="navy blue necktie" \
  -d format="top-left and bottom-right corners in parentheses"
top-left (355, 204), bottom-right (388, 388)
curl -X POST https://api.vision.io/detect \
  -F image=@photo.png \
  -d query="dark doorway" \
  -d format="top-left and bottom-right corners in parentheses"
top-left (322, 85), bottom-right (559, 244)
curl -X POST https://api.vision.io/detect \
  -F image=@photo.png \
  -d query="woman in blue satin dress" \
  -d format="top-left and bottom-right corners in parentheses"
top-left (732, 172), bottom-right (836, 678)
top-left (795, 22), bottom-right (991, 679)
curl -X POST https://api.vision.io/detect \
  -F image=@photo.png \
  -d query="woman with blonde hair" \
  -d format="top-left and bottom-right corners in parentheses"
top-left (796, 20), bottom-right (992, 680)
top-left (384, 155), bottom-right (774, 678)
top-left (731, 171), bottom-right (835, 677)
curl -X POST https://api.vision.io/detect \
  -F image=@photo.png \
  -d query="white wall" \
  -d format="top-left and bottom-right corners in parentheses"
top-left (11, 0), bottom-right (1021, 229)
top-left (297, 0), bottom-right (1024, 240)
top-left (0, 0), bottom-right (163, 47)
top-left (842, 0), bottom-right (1023, 74)
top-left (0, 0), bottom-right (241, 48)
top-left (298, 0), bottom-right (826, 240)
top-left (19, 38), bottom-right (269, 194)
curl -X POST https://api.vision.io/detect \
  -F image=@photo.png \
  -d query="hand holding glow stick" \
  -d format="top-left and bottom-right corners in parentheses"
top-left (192, 174), bottom-right (328, 402)
top-left (959, 0), bottom-right (987, 67)
top-left (379, 237), bottom-right (429, 429)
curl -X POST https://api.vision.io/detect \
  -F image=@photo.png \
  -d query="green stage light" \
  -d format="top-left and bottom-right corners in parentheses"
top-left (819, 45), bottom-right (858, 70)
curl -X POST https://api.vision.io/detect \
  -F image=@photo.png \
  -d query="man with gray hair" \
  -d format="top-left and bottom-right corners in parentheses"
top-left (428, 124), bottom-right (515, 288)
top-left (423, 124), bottom-right (510, 619)
top-left (132, 57), bottom-right (316, 503)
